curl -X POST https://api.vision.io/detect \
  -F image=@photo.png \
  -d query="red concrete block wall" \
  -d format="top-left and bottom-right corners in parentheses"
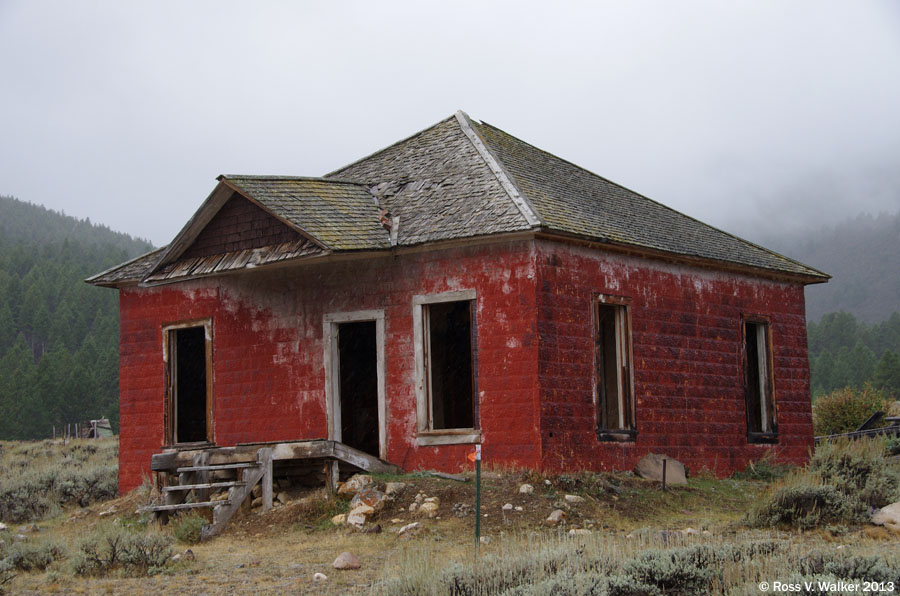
top-left (534, 239), bottom-right (814, 476)
top-left (116, 235), bottom-right (815, 492)
top-left (117, 239), bottom-right (542, 492)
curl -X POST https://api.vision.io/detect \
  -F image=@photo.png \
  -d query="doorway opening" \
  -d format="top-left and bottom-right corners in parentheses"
top-left (165, 322), bottom-right (212, 445)
top-left (337, 321), bottom-right (379, 457)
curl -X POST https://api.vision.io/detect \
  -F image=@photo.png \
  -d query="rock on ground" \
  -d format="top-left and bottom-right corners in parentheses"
top-left (545, 509), bottom-right (566, 526)
top-left (385, 482), bottom-right (407, 496)
top-left (346, 504), bottom-right (375, 527)
top-left (519, 484), bottom-right (534, 494)
top-left (398, 522), bottom-right (422, 538)
top-left (872, 501), bottom-right (900, 526)
top-left (338, 474), bottom-right (374, 497)
top-left (351, 487), bottom-right (387, 511)
top-left (332, 551), bottom-right (361, 570)
top-left (634, 453), bottom-right (687, 485)
top-left (418, 502), bottom-right (439, 518)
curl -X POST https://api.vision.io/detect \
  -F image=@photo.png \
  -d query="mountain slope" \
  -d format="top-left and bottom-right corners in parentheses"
top-left (0, 196), bottom-right (153, 439)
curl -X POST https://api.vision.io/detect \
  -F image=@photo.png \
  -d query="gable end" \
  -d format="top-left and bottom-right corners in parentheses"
top-left (181, 193), bottom-right (302, 260)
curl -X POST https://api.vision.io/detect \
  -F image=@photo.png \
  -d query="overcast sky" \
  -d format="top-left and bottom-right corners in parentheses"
top-left (1, 1), bottom-right (899, 247)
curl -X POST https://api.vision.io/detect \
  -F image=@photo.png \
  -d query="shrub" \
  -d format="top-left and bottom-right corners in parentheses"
top-left (812, 384), bottom-right (890, 436)
top-left (0, 540), bottom-right (66, 572)
top-left (621, 547), bottom-right (714, 594)
top-left (171, 513), bottom-right (206, 544)
top-left (809, 437), bottom-right (900, 508)
top-left (0, 438), bottom-right (118, 523)
top-left (72, 524), bottom-right (172, 576)
top-left (798, 553), bottom-right (900, 584)
top-left (746, 480), bottom-right (868, 529)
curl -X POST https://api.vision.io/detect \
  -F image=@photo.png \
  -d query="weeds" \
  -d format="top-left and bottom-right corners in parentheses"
top-left (171, 513), bottom-right (206, 545)
top-left (732, 451), bottom-right (794, 481)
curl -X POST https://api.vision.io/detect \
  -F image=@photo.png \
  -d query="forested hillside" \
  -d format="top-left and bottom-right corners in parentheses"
top-left (758, 210), bottom-right (900, 323)
top-left (807, 311), bottom-right (900, 398)
top-left (748, 210), bottom-right (900, 397)
top-left (0, 196), bottom-right (153, 439)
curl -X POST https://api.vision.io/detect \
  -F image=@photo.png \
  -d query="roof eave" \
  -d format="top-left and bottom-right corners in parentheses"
top-left (535, 229), bottom-right (830, 285)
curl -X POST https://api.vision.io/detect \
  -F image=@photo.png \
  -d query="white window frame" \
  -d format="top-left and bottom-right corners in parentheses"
top-left (413, 290), bottom-right (481, 446)
top-left (323, 310), bottom-right (387, 460)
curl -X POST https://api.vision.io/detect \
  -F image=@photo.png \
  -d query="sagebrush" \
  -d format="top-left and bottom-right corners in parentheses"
top-left (376, 533), bottom-right (898, 596)
top-left (747, 437), bottom-right (899, 529)
top-left (0, 438), bottom-right (117, 522)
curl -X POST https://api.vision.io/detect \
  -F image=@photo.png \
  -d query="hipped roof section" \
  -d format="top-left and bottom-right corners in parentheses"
top-left (89, 111), bottom-right (828, 288)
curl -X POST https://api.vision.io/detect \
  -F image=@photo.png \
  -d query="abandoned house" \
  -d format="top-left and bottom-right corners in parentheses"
top-left (89, 111), bottom-right (829, 497)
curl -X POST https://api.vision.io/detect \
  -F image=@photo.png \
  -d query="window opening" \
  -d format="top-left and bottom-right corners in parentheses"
top-left (425, 300), bottom-right (475, 430)
top-left (595, 299), bottom-right (635, 440)
top-left (745, 320), bottom-right (776, 441)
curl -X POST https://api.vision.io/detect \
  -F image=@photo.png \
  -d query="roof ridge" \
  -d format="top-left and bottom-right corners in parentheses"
top-left (476, 121), bottom-right (827, 279)
top-left (323, 114), bottom-right (458, 179)
top-left (219, 175), bottom-right (367, 186)
top-left (454, 111), bottom-right (541, 228)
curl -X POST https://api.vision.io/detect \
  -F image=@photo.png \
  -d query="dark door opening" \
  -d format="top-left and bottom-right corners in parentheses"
top-left (338, 321), bottom-right (379, 457)
top-left (169, 326), bottom-right (209, 444)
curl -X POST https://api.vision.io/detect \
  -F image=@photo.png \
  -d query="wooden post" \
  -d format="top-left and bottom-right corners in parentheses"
top-left (194, 452), bottom-right (210, 503)
top-left (662, 459), bottom-right (667, 491)
top-left (258, 448), bottom-right (273, 512)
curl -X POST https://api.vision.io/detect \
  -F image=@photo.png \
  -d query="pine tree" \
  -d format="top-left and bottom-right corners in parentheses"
top-left (873, 349), bottom-right (900, 398)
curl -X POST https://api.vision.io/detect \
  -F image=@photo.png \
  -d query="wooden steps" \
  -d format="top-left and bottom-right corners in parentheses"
top-left (146, 440), bottom-right (401, 540)
top-left (162, 481), bottom-right (245, 492)
top-left (144, 500), bottom-right (228, 512)
top-left (143, 448), bottom-right (274, 540)
top-left (176, 463), bottom-right (257, 473)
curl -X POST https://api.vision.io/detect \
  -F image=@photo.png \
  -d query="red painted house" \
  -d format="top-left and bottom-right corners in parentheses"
top-left (89, 111), bottom-right (828, 493)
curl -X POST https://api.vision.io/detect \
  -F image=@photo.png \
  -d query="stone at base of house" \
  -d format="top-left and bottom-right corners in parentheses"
top-left (634, 453), bottom-right (687, 485)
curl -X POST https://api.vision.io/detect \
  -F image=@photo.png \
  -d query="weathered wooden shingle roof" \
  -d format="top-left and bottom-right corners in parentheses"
top-left (327, 115), bottom-right (535, 246)
top-left (220, 176), bottom-right (390, 251)
top-left (89, 110), bottom-right (827, 287)
top-left (86, 247), bottom-right (166, 287)
top-left (468, 119), bottom-right (824, 278)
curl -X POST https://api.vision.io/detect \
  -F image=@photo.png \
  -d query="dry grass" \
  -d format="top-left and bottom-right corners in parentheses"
top-left (2, 438), bottom-right (899, 595)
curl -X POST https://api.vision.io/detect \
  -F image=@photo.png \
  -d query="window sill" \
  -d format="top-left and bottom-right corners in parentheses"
top-left (416, 430), bottom-right (482, 446)
top-left (747, 432), bottom-right (778, 444)
top-left (596, 429), bottom-right (637, 443)
top-left (162, 441), bottom-right (216, 451)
